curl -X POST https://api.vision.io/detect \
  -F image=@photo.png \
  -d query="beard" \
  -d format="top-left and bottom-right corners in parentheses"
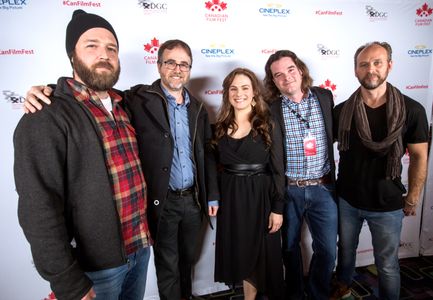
top-left (358, 71), bottom-right (388, 90)
top-left (72, 54), bottom-right (120, 91)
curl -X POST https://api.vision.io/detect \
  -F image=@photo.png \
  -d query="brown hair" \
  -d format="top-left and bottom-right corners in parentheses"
top-left (157, 39), bottom-right (193, 66)
top-left (263, 50), bottom-right (313, 102)
top-left (214, 68), bottom-right (273, 148)
top-left (354, 41), bottom-right (392, 68)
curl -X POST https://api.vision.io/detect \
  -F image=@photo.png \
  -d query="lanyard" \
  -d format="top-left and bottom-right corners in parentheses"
top-left (288, 107), bottom-right (310, 129)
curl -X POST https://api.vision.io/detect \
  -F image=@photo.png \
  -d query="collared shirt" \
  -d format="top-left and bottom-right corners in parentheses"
top-left (161, 85), bottom-right (195, 190)
top-left (67, 79), bottom-right (151, 255)
top-left (281, 89), bottom-right (330, 179)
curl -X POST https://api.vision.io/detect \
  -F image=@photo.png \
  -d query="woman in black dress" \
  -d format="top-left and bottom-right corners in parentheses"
top-left (214, 68), bottom-right (284, 299)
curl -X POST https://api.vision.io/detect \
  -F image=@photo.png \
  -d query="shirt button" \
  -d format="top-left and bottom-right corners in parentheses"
top-left (154, 200), bottom-right (160, 206)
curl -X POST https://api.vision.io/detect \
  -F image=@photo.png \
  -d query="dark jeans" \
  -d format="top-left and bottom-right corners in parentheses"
top-left (153, 191), bottom-right (203, 300)
top-left (282, 184), bottom-right (338, 300)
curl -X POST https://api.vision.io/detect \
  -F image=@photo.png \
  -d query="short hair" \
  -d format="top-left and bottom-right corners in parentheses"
top-left (354, 41), bottom-right (392, 68)
top-left (157, 39), bottom-right (193, 66)
top-left (263, 50), bottom-right (313, 101)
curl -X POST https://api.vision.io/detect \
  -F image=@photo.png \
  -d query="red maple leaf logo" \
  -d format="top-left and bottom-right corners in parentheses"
top-left (205, 0), bottom-right (228, 11)
top-left (144, 37), bottom-right (160, 54)
top-left (44, 292), bottom-right (56, 300)
top-left (416, 3), bottom-right (433, 17)
top-left (319, 79), bottom-right (337, 91)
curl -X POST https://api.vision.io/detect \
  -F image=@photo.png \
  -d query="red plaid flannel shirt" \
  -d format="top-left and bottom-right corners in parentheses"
top-left (67, 79), bottom-right (151, 254)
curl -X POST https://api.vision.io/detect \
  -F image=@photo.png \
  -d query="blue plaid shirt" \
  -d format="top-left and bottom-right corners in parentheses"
top-left (281, 90), bottom-right (330, 179)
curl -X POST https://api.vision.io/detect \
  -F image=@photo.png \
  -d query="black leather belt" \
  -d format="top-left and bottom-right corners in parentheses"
top-left (223, 164), bottom-right (270, 176)
top-left (168, 187), bottom-right (194, 197)
top-left (286, 174), bottom-right (332, 187)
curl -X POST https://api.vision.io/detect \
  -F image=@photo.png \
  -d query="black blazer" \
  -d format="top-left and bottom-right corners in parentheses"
top-left (125, 79), bottom-right (220, 239)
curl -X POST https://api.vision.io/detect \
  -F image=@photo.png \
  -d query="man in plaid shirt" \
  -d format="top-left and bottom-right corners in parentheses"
top-left (14, 10), bottom-right (151, 300)
top-left (265, 50), bottom-right (338, 300)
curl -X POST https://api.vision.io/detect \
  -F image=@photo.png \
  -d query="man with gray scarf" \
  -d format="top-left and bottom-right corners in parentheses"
top-left (331, 41), bottom-right (428, 300)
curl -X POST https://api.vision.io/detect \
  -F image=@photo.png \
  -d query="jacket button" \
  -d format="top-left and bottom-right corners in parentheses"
top-left (153, 200), bottom-right (160, 206)
top-left (163, 167), bottom-right (168, 172)
top-left (164, 132), bottom-right (169, 138)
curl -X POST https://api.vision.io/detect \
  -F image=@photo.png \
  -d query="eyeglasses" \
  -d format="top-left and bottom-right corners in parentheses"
top-left (161, 60), bottom-right (191, 72)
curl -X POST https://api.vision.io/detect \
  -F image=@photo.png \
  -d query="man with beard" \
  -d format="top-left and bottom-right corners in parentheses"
top-left (23, 39), bottom-right (220, 300)
top-left (123, 39), bottom-right (220, 300)
top-left (14, 10), bottom-right (151, 300)
top-left (331, 42), bottom-right (428, 300)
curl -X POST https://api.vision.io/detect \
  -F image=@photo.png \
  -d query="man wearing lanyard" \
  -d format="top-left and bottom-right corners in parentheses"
top-left (265, 50), bottom-right (337, 300)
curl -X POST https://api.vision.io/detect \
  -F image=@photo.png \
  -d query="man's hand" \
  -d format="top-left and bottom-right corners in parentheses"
top-left (403, 195), bottom-right (417, 216)
top-left (24, 85), bottom-right (53, 114)
top-left (81, 288), bottom-right (96, 300)
top-left (208, 205), bottom-right (218, 216)
top-left (268, 212), bottom-right (283, 233)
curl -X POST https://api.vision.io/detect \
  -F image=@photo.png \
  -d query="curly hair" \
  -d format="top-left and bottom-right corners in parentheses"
top-left (263, 50), bottom-right (313, 102)
top-left (214, 67), bottom-right (273, 148)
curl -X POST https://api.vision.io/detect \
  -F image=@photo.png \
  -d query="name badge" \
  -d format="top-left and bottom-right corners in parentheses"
top-left (303, 133), bottom-right (317, 156)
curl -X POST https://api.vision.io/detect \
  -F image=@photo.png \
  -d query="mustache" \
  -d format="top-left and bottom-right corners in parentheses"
top-left (93, 61), bottom-right (114, 70)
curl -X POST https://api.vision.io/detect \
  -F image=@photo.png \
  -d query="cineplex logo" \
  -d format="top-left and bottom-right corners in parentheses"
top-left (201, 44), bottom-right (234, 58)
top-left (0, 0), bottom-right (27, 9)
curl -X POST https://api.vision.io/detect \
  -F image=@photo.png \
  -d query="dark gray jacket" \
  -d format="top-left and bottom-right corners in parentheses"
top-left (14, 78), bottom-right (128, 300)
top-left (125, 79), bottom-right (220, 239)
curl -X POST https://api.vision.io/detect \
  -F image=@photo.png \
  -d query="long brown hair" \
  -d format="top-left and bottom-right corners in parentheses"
top-left (214, 68), bottom-right (273, 148)
top-left (263, 50), bottom-right (313, 102)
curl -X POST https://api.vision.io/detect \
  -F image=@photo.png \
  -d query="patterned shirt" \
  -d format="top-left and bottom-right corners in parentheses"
top-left (281, 90), bottom-right (330, 179)
top-left (67, 79), bottom-right (151, 255)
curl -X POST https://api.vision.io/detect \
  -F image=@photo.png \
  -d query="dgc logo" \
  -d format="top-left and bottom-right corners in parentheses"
top-left (317, 44), bottom-right (340, 57)
top-left (3, 90), bottom-right (25, 109)
top-left (365, 5), bottom-right (388, 20)
top-left (138, 0), bottom-right (167, 13)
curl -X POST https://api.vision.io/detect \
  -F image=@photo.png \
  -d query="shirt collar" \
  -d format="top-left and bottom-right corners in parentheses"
top-left (66, 78), bottom-right (122, 103)
top-left (160, 84), bottom-right (190, 107)
top-left (281, 89), bottom-right (313, 106)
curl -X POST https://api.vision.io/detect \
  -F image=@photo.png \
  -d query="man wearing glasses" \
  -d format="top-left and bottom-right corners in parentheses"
top-left (23, 39), bottom-right (220, 300)
top-left (124, 39), bottom-right (220, 300)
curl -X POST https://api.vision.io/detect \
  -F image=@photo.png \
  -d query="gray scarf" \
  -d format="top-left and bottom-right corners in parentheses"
top-left (337, 82), bottom-right (406, 179)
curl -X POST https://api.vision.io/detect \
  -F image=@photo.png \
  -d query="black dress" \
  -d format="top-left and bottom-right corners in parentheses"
top-left (214, 132), bottom-right (283, 297)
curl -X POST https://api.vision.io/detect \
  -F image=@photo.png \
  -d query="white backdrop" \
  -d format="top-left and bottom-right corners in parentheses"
top-left (1, 0), bottom-right (432, 299)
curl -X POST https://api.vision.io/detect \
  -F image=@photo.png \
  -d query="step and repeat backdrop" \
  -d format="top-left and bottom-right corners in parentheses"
top-left (1, 0), bottom-right (433, 299)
